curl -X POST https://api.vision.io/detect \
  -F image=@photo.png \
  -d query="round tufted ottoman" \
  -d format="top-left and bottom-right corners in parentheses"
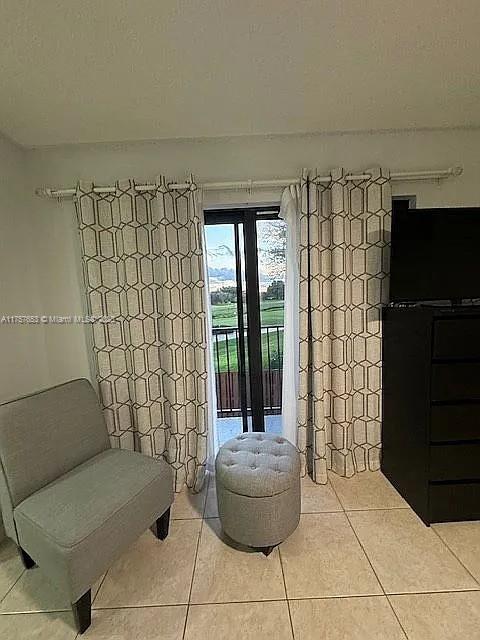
top-left (215, 432), bottom-right (301, 555)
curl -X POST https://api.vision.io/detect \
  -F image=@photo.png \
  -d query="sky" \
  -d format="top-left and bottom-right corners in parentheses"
top-left (205, 223), bottom-right (286, 292)
top-left (205, 225), bottom-right (237, 291)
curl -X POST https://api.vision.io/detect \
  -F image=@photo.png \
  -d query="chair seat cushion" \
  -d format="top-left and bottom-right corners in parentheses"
top-left (14, 449), bottom-right (173, 601)
top-left (215, 433), bottom-right (300, 497)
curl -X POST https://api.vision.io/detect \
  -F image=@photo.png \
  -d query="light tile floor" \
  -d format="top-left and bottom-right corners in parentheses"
top-left (0, 471), bottom-right (479, 639)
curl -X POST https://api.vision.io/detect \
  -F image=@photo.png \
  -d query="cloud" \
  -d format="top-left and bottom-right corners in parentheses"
top-left (208, 267), bottom-right (235, 281)
top-left (208, 244), bottom-right (234, 259)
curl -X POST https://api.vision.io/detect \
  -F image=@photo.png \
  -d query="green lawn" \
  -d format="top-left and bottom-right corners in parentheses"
top-left (211, 299), bottom-right (284, 373)
top-left (213, 328), bottom-right (284, 373)
top-left (211, 300), bottom-right (284, 328)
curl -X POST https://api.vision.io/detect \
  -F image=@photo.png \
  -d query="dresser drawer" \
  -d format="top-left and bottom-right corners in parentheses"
top-left (430, 404), bottom-right (480, 442)
top-left (433, 317), bottom-right (480, 360)
top-left (430, 443), bottom-right (480, 481)
top-left (429, 482), bottom-right (480, 522)
top-left (431, 363), bottom-right (480, 402)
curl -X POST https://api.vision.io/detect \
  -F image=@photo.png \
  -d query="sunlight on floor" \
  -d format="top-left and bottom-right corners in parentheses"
top-left (216, 415), bottom-right (282, 448)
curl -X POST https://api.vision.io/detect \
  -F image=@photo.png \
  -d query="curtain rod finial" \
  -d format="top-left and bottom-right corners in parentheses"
top-left (451, 166), bottom-right (463, 177)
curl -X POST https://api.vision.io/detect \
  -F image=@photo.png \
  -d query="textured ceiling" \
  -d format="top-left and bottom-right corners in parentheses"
top-left (1, 0), bottom-right (480, 147)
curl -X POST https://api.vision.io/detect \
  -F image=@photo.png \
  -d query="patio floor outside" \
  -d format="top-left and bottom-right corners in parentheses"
top-left (216, 414), bottom-right (282, 448)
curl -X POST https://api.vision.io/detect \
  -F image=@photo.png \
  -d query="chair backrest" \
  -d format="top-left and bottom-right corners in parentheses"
top-left (0, 379), bottom-right (110, 540)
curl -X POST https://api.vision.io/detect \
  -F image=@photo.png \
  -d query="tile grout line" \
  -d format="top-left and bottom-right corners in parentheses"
top-left (327, 474), bottom-right (345, 513)
top-left (170, 597), bottom-right (297, 608)
top-left (90, 479), bottom-right (208, 631)
top-left (3, 589), bottom-right (480, 617)
top-left (202, 509), bottom-right (411, 522)
top-left (326, 478), bottom-right (346, 512)
top-left (430, 525), bottom-right (480, 588)
top-left (0, 602), bottom-right (191, 616)
top-left (342, 508), bottom-right (410, 639)
top-left (321, 478), bottom-right (410, 513)
top-left (278, 546), bottom-right (295, 640)
top-left (0, 566), bottom-right (25, 607)
top-left (181, 473), bottom-right (209, 639)
top-left (329, 477), bottom-right (410, 640)
top-left (91, 570), bottom-right (109, 607)
top-left (383, 587), bottom-right (480, 596)
top-left (325, 476), bottom-right (344, 513)
top-left (97, 598), bottom-right (287, 610)
top-left (383, 595), bottom-right (411, 639)
top-left (3, 478), bottom-right (476, 637)
top-left (286, 588), bottom-right (479, 598)
top-left (338, 506), bottom-right (410, 512)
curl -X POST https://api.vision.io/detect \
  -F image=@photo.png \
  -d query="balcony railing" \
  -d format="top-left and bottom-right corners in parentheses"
top-left (212, 325), bottom-right (284, 418)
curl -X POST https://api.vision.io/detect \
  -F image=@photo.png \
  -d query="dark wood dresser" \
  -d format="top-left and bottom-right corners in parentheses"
top-left (382, 305), bottom-right (480, 524)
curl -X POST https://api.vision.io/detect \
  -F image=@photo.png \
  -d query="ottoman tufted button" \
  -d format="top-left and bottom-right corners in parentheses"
top-left (216, 432), bottom-right (300, 498)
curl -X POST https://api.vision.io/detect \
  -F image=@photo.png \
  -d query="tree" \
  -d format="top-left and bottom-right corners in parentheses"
top-left (262, 280), bottom-right (285, 301)
top-left (257, 220), bottom-right (287, 279)
top-left (210, 286), bottom-right (237, 305)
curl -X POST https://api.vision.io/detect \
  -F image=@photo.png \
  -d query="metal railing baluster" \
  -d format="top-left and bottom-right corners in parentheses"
top-left (215, 331), bottom-right (223, 415)
top-left (276, 325), bottom-right (282, 407)
top-left (212, 324), bottom-right (283, 418)
top-left (225, 328), bottom-right (233, 415)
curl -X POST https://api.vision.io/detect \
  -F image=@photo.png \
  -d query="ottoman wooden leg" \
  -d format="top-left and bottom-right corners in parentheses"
top-left (261, 545), bottom-right (276, 557)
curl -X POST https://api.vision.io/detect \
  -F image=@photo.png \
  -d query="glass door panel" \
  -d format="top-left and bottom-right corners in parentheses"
top-left (256, 218), bottom-right (287, 435)
top-left (205, 223), bottom-right (247, 447)
top-left (205, 207), bottom-right (284, 448)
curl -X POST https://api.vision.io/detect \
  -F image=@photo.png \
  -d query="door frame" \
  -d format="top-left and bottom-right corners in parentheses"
top-left (204, 205), bottom-right (280, 432)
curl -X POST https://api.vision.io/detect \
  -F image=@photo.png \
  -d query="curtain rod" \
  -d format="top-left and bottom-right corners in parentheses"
top-left (35, 166), bottom-right (463, 199)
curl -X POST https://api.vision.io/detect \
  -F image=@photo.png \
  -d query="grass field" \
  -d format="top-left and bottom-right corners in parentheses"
top-left (211, 300), bottom-right (284, 328)
top-left (213, 328), bottom-right (284, 372)
top-left (211, 300), bottom-right (285, 372)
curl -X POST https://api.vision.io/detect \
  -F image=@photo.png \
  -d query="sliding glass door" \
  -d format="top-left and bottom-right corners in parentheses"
top-left (204, 207), bottom-right (286, 446)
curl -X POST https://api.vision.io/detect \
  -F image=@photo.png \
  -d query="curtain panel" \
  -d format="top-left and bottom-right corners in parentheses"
top-left (75, 178), bottom-right (208, 491)
top-left (298, 168), bottom-right (391, 483)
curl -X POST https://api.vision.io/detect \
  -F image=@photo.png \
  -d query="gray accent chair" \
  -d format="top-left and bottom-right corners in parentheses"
top-left (0, 379), bottom-right (173, 633)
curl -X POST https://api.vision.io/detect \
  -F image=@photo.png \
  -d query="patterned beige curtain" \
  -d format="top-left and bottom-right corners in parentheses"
top-left (75, 177), bottom-right (208, 491)
top-left (298, 168), bottom-right (391, 483)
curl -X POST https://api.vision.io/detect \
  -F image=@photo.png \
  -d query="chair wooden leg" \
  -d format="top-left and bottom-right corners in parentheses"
top-left (19, 547), bottom-right (36, 569)
top-left (152, 507), bottom-right (171, 540)
top-left (72, 589), bottom-right (91, 634)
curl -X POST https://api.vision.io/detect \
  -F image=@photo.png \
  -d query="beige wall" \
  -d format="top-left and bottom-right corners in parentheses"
top-left (0, 134), bottom-right (50, 403)
top-left (5, 125), bottom-right (480, 391)
top-left (24, 127), bottom-right (480, 388)
top-left (27, 194), bottom-right (93, 388)
top-left (0, 125), bottom-right (479, 539)
top-left (26, 127), bottom-right (480, 207)
top-left (0, 135), bottom-right (49, 541)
